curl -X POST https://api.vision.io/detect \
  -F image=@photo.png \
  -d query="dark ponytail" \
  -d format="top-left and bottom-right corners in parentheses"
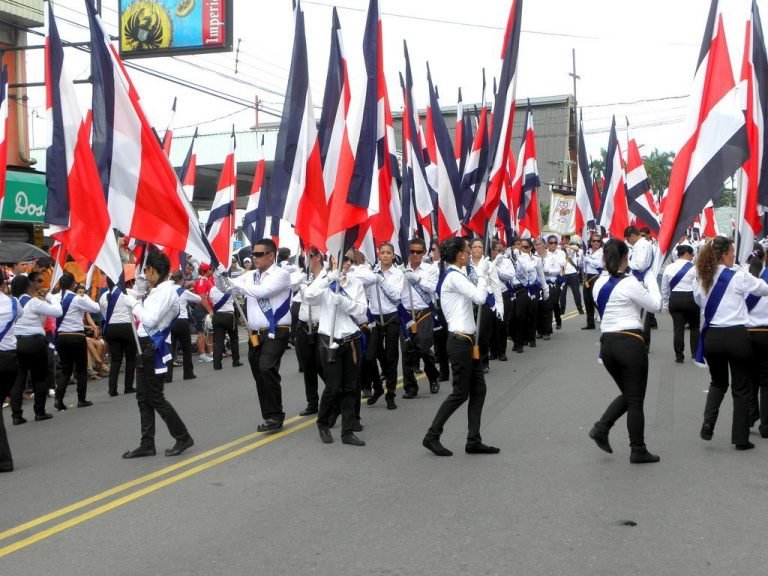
top-left (696, 236), bottom-right (732, 293)
top-left (748, 242), bottom-right (766, 278)
top-left (603, 238), bottom-right (628, 278)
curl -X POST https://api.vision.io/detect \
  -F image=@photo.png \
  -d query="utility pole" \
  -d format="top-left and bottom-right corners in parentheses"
top-left (568, 49), bottom-right (580, 187)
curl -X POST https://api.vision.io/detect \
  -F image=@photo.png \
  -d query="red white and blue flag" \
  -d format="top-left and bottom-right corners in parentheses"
top-left (597, 116), bottom-right (630, 238)
top-left (510, 101), bottom-right (541, 238)
top-left (625, 121), bottom-right (660, 235)
top-left (269, 1), bottom-right (328, 253)
top-left (177, 127), bottom-right (198, 201)
top-left (242, 136), bottom-right (266, 247)
top-left (574, 112), bottom-right (596, 240)
top-left (0, 66), bottom-right (8, 217)
top-left (206, 128), bottom-right (236, 269)
top-left (454, 88), bottom-right (473, 180)
top-left (161, 97), bottom-right (177, 157)
top-left (44, 3), bottom-right (122, 282)
top-left (658, 0), bottom-right (751, 255)
top-left (86, 1), bottom-right (214, 266)
top-left (462, 80), bottom-right (490, 236)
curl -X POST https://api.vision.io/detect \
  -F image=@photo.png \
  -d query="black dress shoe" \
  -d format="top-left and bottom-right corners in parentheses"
top-left (402, 391), bottom-right (417, 399)
top-left (498, 354), bottom-right (508, 362)
top-left (429, 381), bottom-right (440, 394)
top-left (108, 390), bottom-right (119, 397)
top-left (488, 354), bottom-right (498, 361)
top-left (122, 446), bottom-right (156, 459)
top-left (630, 447), bottom-right (660, 463)
top-left (232, 361), bottom-right (243, 367)
top-left (414, 367), bottom-right (423, 374)
top-left (386, 398), bottom-right (397, 410)
top-left (589, 425), bottom-right (613, 453)
top-left (465, 443), bottom-right (500, 454)
top-left (513, 346), bottom-right (524, 353)
top-left (124, 387), bottom-right (137, 394)
top-left (543, 334), bottom-right (551, 341)
top-left (483, 365), bottom-right (490, 374)
top-left (759, 424), bottom-right (768, 439)
top-left (700, 422), bottom-right (714, 441)
top-left (0, 463), bottom-right (13, 473)
top-left (318, 427), bottom-right (333, 444)
top-left (361, 389), bottom-right (372, 399)
top-left (257, 420), bottom-right (283, 433)
top-left (183, 374), bottom-right (197, 380)
top-left (299, 406), bottom-right (318, 416)
top-left (675, 356), bottom-right (684, 364)
top-left (581, 325), bottom-right (595, 330)
top-left (77, 400), bottom-right (93, 408)
top-left (556, 324), bottom-right (562, 330)
top-left (341, 434), bottom-right (365, 446)
top-left (367, 389), bottom-right (383, 406)
top-left (54, 400), bottom-right (67, 411)
top-left (423, 436), bottom-right (453, 456)
top-left (12, 416), bottom-right (27, 425)
top-left (35, 413), bottom-right (53, 422)
top-left (165, 436), bottom-right (194, 457)
top-left (528, 340), bottom-right (536, 348)
top-left (735, 441), bottom-right (756, 451)
top-left (578, 308), bottom-right (585, 315)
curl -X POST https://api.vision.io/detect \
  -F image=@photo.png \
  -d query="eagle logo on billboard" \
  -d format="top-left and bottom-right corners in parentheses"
top-left (122, 1), bottom-right (174, 52)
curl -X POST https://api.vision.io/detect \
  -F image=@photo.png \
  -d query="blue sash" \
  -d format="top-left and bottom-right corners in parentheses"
top-left (54, 292), bottom-right (76, 343)
top-left (595, 276), bottom-right (624, 318)
top-left (631, 251), bottom-right (655, 283)
top-left (436, 268), bottom-right (461, 299)
top-left (526, 280), bottom-right (543, 300)
top-left (746, 268), bottom-right (768, 312)
top-left (467, 264), bottom-right (479, 285)
top-left (19, 295), bottom-right (32, 308)
top-left (105, 288), bottom-right (122, 328)
top-left (253, 271), bottom-right (290, 338)
top-left (408, 274), bottom-right (442, 329)
top-left (695, 268), bottom-right (736, 365)
top-left (669, 261), bottom-right (693, 292)
top-left (146, 286), bottom-right (185, 374)
top-left (212, 293), bottom-right (231, 312)
top-left (0, 297), bottom-right (19, 342)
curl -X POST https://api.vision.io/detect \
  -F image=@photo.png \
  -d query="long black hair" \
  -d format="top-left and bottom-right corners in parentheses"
top-left (602, 239), bottom-right (629, 278)
top-left (748, 242), bottom-right (766, 278)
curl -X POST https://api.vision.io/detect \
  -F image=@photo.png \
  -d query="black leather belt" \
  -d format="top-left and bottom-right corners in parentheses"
top-left (250, 326), bottom-right (290, 335)
top-left (320, 332), bottom-right (361, 345)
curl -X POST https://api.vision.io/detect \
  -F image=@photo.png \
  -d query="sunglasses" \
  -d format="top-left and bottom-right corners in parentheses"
top-left (548, 241), bottom-right (557, 245)
top-left (591, 239), bottom-right (601, 243)
top-left (521, 245), bottom-right (532, 250)
top-left (410, 250), bottom-right (425, 255)
top-left (252, 251), bottom-right (271, 258)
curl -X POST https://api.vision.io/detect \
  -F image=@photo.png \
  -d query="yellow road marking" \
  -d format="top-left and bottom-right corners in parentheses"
top-left (561, 310), bottom-right (579, 321)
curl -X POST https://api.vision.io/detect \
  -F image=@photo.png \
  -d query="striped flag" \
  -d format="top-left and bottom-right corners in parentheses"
top-left (510, 101), bottom-right (541, 237)
top-left (597, 117), bottom-right (630, 238)
top-left (625, 121), bottom-right (660, 235)
top-left (462, 83), bottom-right (490, 236)
top-left (701, 200), bottom-right (720, 237)
top-left (206, 128), bottom-right (236, 268)
top-left (0, 66), bottom-right (7, 217)
top-left (574, 112), bottom-right (596, 240)
top-left (658, 0), bottom-right (751, 255)
top-left (45, 2), bottom-right (122, 282)
top-left (177, 127), bottom-right (198, 201)
top-left (161, 97), bottom-right (177, 157)
top-left (242, 134), bottom-right (266, 247)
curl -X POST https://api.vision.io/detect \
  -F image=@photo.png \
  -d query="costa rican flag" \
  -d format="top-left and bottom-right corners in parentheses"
top-left (462, 79), bottom-right (490, 236)
top-left (44, 3), bottom-right (122, 282)
top-left (454, 88), bottom-right (473, 179)
top-left (736, 0), bottom-right (768, 263)
top-left (0, 66), bottom-right (7, 217)
top-left (242, 154), bottom-right (266, 247)
top-left (597, 116), bottom-right (630, 238)
top-left (161, 97), bottom-right (176, 157)
top-left (625, 121), bottom-right (660, 235)
top-left (575, 112), bottom-right (596, 240)
top-left (701, 200), bottom-right (720, 237)
top-left (658, 0), bottom-right (751, 255)
top-left (86, 2), bottom-right (215, 267)
top-left (177, 127), bottom-right (197, 201)
top-left (206, 128), bottom-right (236, 269)
top-left (510, 101), bottom-right (541, 238)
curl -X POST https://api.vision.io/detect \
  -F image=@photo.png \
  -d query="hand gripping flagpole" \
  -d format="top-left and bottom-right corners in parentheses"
top-left (326, 249), bottom-right (344, 363)
top-left (405, 264), bottom-right (418, 336)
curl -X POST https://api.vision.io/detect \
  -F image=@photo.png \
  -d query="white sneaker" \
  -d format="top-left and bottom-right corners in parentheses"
top-left (198, 354), bottom-right (213, 363)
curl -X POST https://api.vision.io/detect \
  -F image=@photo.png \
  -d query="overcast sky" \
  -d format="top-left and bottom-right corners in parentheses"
top-left (29, 0), bottom-right (726, 160)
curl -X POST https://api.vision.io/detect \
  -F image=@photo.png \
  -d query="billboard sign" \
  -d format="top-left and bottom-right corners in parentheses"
top-left (1, 170), bottom-right (47, 224)
top-left (119, 0), bottom-right (233, 59)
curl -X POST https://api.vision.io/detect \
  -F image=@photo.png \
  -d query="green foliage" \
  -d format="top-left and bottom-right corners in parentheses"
top-left (642, 148), bottom-right (675, 194)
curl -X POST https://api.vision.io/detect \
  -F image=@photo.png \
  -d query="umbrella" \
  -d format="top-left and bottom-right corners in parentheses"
top-left (0, 242), bottom-right (50, 264)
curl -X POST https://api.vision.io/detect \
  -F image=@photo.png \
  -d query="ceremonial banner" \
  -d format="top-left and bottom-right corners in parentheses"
top-left (547, 187), bottom-right (577, 235)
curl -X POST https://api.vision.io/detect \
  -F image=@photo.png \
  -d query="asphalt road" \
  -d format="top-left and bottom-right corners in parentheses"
top-left (2, 311), bottom-right (767, 575)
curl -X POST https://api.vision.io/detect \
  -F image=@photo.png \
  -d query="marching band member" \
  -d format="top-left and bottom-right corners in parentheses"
top-left (490, 240), bottom-right (512, 362)
top-left (209, 280), bottom-right (242, 371)
top-left (695, 236), bottom-right (768, 450)
top-left (559, 235), bottom-right (584, 315)
top-left (746, 244), bottom-right (768, 437)
top-left (516, 238), bottom-right (548, 349)
top-left (0, 268), bottom-right (21, 472)
top-left (423, 237), bottom-right (500, 457)
top-left (345, 251), bottom-right (380, 401)
top-left (581, 234), bottom-right (604, 330)
top-left (468, 238), bottom-right (502, 373)
top-left (429, 241), bottom-right (451, 382)
top-left (166, 271), bottom-right (200, 383)
top-left (661, 244), bottom-right (699, 363)
top-left (99, 278), bottom-right (138, 395)
top-left (293, 249), bottom-right (324, 416)
top-left (625, 226), bottom-right (656, 349)
top-left (589, 239), bottom-right (662, 463)
top-left (542, 235), bottom-right (565, 340)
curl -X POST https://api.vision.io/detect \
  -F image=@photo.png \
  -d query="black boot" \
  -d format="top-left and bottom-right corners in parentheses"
top-left (588, 423), bottom-right (612, 454)
top-left (630, 446), bottom-right (660, 464)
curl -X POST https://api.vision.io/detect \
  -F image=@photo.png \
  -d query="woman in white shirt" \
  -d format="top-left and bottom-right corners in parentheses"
top-left (589, 239), bottom-right (662, 464)
top-left (746, 244), bottom-right (768, 438)
top-left (694, 236), bottom-right (768, 450)
top-left (0, 268), bottom-right (21, 472)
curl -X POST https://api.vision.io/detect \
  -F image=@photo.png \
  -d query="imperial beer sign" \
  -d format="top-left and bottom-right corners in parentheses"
top-left (119, 0), bottom-right (233, 59)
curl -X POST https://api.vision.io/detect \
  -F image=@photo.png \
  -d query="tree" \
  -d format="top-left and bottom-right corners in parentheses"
top-left (590, 148), bottom-right (607, 182)
top-left (642, 148), bottom-right (675, 194)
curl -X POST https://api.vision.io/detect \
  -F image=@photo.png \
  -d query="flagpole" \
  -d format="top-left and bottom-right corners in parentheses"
top-left (327, 248), bottom-right (343, 363)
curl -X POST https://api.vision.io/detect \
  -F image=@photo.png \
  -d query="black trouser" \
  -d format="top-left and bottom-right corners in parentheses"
top-left (295, 320), bottom-right (321, 410)
top-left (491, 292), bottom-right (513, 357)
top-left (11, 335), bottom-right (49, 417)
top-left (749, 329), bottom-right (768, 428)
top-left (522, 290), bottom-right (540, 345)
top-left (212, 311), bottom-right (239, 369)
top-left (55, 333), bottom-right (88, 402)
top-left (642, 312), bottom-right (655, 350)
top-left (167, 318), bottom-right (195, 382)
top-left (542, 284), bottom-right (561, 336)
top-left (583, 274), bottom-right (599, 327)
top-left (426, 333), bottom-right (487, 445)
top-left (0, 350), bottom-right (17, 471)
top-left (433, 307), bottom-right (449, 379)
top-left (104, 323), bottom-right (137, 394)
top-left (135, 338), bottom-right (190, 449)
top-left (475, 305), bottom-right (493, 366)
top-left (317, 335), bottom-right (362, 436)
top-left (402, 312), bottom-right (439, 394)
top-left (595, 331), bottom-right (648, 448)
top-left (248, 327), bottom-right (289, 422)
top-left (369, 313), bottom-right (400, 399)
top-left (512, 288), bottom-right (530, 348)
top-left (703, 326), bottom-right (752, 445)
top-left (559, 272), bottom-right (582, 313)
top-left (669, 292), bottom-right (700, 360)
top-left (359, 324), bottom-right (380, 393)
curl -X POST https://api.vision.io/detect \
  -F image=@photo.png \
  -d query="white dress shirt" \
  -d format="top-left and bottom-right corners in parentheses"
top-left (661, 258), bottom-right (697, 310)
top-left (178, 289), bottom-right (201, 320)
top-left (230, 265), bottom-right (292, 331)
top-left (368, 266), bottom-right (403, 315)
top-left (303, 271), bottom-right (367, 339)
top-left (209, 286), bottom-right (235, 313)
top-left (629, 236), bottom-right (654, 277)
top-left (99, 288), bottom-right (134, 326)
top-left (694, 265), bottom-right (768, 327)
top-left (747, 270), bottom-right (768, 327)
top-left (0, 293), bottom-right (23, 351)
top-left (131, 280), bottom-right (182, 337)
top-left (594, 272), bottom-right (662, 332)
top-left (438, 264), bottom-right (489, 333)
top-left (401, 262), bottom-right (438, 311)
top-left (15, 295), bottom-right (62, 337)
top-left (583, 248), bottom-right (604, 275)
top-left (516, 252), bottom-right (539, 287)
top-left (50, 290), bottom-right (100, 333)
top-left (543, 251), bottom-right (564, 282)
top-left (563, 247), bottom-right (582, 274)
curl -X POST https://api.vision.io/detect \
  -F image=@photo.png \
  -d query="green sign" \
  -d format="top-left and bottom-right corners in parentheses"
top-left (1, 170), bottom-right (47, 224)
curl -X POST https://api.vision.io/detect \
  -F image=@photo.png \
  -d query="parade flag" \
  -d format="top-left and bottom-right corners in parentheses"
top-left (0, 66), bottom-right (7, 217)
top-left (45, 3), bottom-right (122, 282)
top-left (657, 0), bottom-right (751, 255)
top-left (454, 88), bottom-right (473, 178)
top-left (736, 0), bottom-right (768, 263)
top-left (511, 101), bottom-right (541, 238)
top-left (597, 116), bottom-right (630, 238)
top-left (574, 112), bottom-right (596, 239)
top-left (398, 70), bottom-right (421, 258)
top-left (269, 2), bottom-right (327, 252)
top-left (206, 128), bottom-right (236, 268)
top-left (426, 63), bottom-right (462, 241)
top-left (86, 1), bottom-right (214, 266)
top-left (625, 121), bottom-right (660, 235)
top-left (701, 200), bottom-right (720, 237)
top-left (161, 96), bottom-right (176, 157)
top-left (177, 127), bottom-right (197, 201)
top-left (243, 154), bottom-right (266, 247)
top-left (483, 0), bottom-right (523, 234)
top-left (462, 79), bottom-right (490, 236)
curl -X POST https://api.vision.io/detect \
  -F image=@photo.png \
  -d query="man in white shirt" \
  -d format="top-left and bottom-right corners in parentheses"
top-left (230, 238), bottom-right (292, 432)
top-left (559, 235), bottom-right (584, 315)
top-left (661, 244), bottom-right (699, 363)
top-left (293, 249), bottom-right (324, 416)
top-left (423, 237), bottom-right (500, 457)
